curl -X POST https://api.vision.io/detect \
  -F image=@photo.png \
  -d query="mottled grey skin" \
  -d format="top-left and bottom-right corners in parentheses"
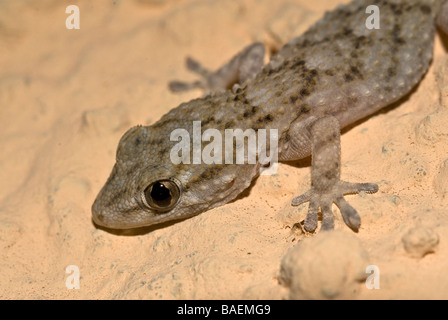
top-left (92, 0), bottom-right (447, 231)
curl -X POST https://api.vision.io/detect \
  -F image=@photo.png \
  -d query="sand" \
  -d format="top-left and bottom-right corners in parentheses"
top-left (0, 0), bottom-right (447, 299)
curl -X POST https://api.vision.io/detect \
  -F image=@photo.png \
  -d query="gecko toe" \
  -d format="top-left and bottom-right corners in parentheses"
top-left (185, 56), bottom-right (210, 77)
top-left (335, 196), bottom-right (361, 231)
top-left (168, 80), bottom-right (203, 93)
top-left (303, 198), bottom-right (319, 232)
top-left (320, 203), bottom-right (335, 231)
top-left (291, 189), bottom-right (313, 206)
top-left (340, 181), bottom-right (379, 194)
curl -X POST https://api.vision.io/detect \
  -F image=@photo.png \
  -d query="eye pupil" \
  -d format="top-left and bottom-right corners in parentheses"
top-left (150, 182), bottom-right (172, 207)
top-left (142, 179), bottom-right (180, 212)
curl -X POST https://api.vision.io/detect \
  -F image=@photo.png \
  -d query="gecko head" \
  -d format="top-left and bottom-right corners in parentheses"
top-left (92, 124), bottom-right (257, 229)
top-left (91, 160), bottom-right (187, 229)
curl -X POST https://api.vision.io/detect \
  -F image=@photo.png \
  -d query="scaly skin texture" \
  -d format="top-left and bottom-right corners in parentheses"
top-left (92, 0), bottom-right (446, 230)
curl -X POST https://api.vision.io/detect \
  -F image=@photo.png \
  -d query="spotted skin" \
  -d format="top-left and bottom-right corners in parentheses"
top-left (92, 0), bottom-right (448, 231)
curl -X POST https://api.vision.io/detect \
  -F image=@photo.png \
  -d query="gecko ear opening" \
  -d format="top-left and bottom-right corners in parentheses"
top-left (141, 180), bottom-right (181, 213)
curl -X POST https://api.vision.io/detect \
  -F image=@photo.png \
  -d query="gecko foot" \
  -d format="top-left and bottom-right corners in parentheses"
top-left (292, 181), bottom-right (378, 232)
top-left (168, 43), bottom-right (265, 94)
top-left (168, 57), bottom-right (210, 92)
top-left (287, 116), bottom-right (379, 232)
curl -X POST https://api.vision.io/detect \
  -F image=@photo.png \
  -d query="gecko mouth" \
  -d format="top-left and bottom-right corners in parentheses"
top-left (91, 209), bottom-right (105, 226)
top-left (91, 204), bottom-right (148, 229)
top-left (91, 192), bottom-right (143, 229)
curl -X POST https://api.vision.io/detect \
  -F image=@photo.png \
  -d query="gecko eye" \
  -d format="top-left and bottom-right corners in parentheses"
top-left (142, 180), bottom-right (180, 212)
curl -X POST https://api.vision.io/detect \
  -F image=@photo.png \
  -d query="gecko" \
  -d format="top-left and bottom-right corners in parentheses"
top-left (92, 0), bottom-right (448, 232)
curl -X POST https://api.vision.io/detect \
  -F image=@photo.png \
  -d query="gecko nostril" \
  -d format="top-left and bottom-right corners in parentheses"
top-left (92, 211), bottom-right (105, 224)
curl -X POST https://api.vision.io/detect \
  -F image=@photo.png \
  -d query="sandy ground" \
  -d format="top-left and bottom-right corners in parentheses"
top-left (1, 0), bottom-right (448, 299)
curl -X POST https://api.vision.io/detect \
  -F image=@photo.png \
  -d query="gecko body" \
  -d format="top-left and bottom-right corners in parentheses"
top-left (92, 0), bottom-right (448, 231)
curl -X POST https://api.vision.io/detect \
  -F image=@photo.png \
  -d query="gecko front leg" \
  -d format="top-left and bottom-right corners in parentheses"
top-left (168, 42), bottom-right (265, 94)
top-left (290, 116), bottom-right (378, 232)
